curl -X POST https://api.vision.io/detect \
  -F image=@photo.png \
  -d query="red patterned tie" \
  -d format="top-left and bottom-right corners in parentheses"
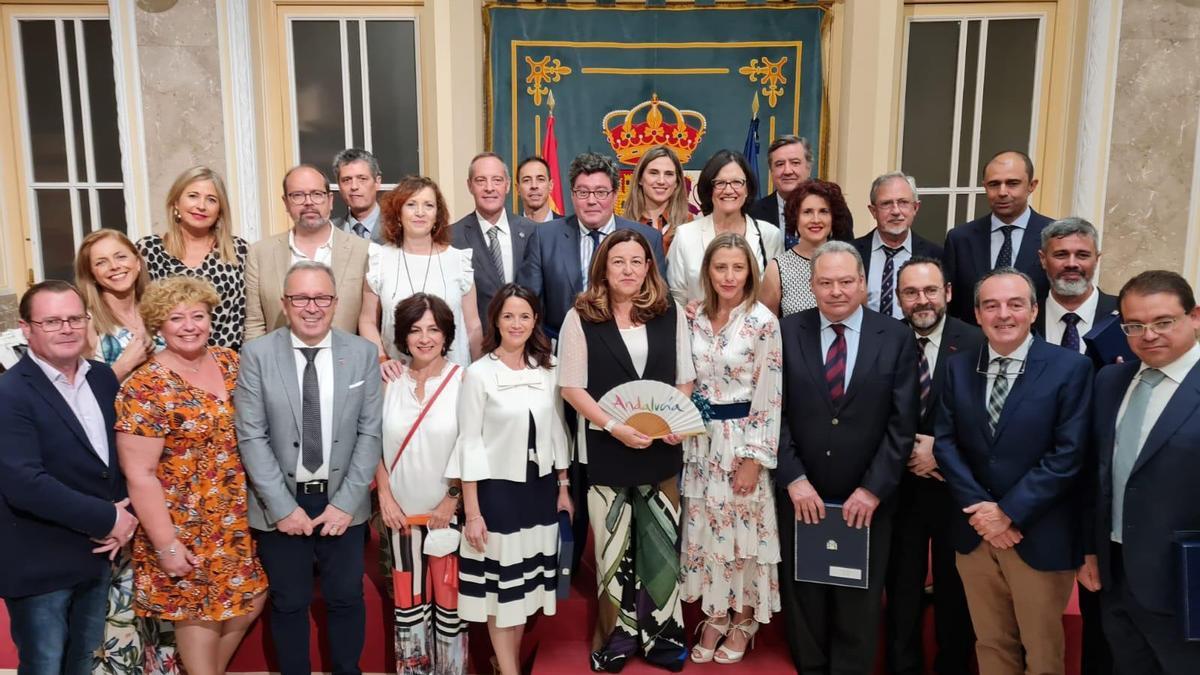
top-left (825, 323), bottom-right (847, 402)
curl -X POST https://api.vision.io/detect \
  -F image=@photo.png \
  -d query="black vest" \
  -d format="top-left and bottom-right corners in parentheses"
top-left (581, 303), bottom-right (680, 487)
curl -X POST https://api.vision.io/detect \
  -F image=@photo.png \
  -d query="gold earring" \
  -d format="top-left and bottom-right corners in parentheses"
top-left (172, 207), bottom-right (181, 223)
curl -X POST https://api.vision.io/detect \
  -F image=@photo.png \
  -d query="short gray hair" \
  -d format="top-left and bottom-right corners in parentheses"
top-left (283, 260), bottom-right (337, 293)
top-left (973, 266), bottom-right (1037, 308)
top-left (811, 240), bottom-right (865, 277)
top-left (332, 148), bottom-right (381, 180)
top-left (869, 172), bottom-right (920, 204)
top-left (1040, 216), bottom-right (1099, 251)
top-left (568, 152), bottom-right (619, 190)
top-left (467, 151), bottom-right (510, 181)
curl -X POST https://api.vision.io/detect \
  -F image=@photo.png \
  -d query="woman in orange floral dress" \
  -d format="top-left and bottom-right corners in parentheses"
top-left (115, 276), bottom-right (266, 675)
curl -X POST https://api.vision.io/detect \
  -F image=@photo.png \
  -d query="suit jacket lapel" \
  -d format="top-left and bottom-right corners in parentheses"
top-left (970, 219), bottom-right (991, 278)
top-left (330, 331), bottom-right (349, 451)
top-left (511, 216), bottom-right (530, 270)
top-left (465, 214), bottom-right (502, 286)
top-left (840, 315), bottom-right (881, 409)
top-left (595, 319), bottom-right (640, 380)
top-left (86, 365), bottom-right (116, 465)
top-left (992, 341), bottom-right (1048, 439)
top-left (273, 330), bottom-right (303, 434)
top-left (563, 217), bottom-right (583, 294)
top-left (1133, 362), bottom-right (1200, 473)
top-left (22, 361), bottom-right (101, 462)
top-left (1014, 211), bottom-right (1043, 269)
top-left (797, 313), bottom-right (835, 413)
top-left (330, 227), bottom-right (354, 295)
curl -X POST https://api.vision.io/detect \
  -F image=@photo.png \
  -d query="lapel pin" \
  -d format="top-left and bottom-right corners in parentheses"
top-left (337, 358), bottom-right (345, 367)
top-left (519, 232), bottom-right (526, 238)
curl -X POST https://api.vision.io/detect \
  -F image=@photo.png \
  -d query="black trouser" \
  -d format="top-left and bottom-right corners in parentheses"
top-left (779, 496), bottom-right (893, 675)
top-left (1079, 581), bottom-right (1113, 675)
top-left (1103, 543), bottom-right (1200, 675)
top-left (884, 475), bottom-right (974, 675)
top-left (255, 489), bottom-right (367, 675)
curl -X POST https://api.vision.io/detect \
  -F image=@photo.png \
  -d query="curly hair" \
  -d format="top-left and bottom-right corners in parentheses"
top-left (380, 176), bottom-right (451, 247)
top-left (392, 293), bottom-right (456, 358)
top-left (139, 276), bottom-right (220, 337)
top-left (783, 179), bottom-right (854, 242)
top-left (574, 229), bottom-right (670, 325)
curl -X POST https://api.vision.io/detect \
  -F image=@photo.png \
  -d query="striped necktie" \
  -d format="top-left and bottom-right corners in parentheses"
top-left (879, 246), bottom-right (903, 316)
top-left (917, 337), bottom-right (932, 416)
top-left (486, 226), bottom-right (505, 281)
top-left (987, 357), bottom-right (1012, 434)
top-left (825, 324), bottom-right (847, 402)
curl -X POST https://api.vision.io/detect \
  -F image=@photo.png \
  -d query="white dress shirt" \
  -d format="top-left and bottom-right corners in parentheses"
top-left (291, 331), bottom-right (333, 481)
top-left (478, 210), bottom-right (514, 283)
top-left (289, 226), bottom-right (335, 266)
top-left (579, 215), bottom-right (617, 286)
top-left (666, 213), bottom-right (784, 305)
top-left (28, 351), bottom-right (109, 465)
top-left (524, 209), bottom-right (557, 223)
top-left (819, 306), bottom-right (865, 389)
top-left (1115, 343), bottom-right (1200, 467)
top-left (985, 333), bottom-right (1033, 402)
top-left (916, 314), bottom-right (947, 372)
top-left (1044, 289), bottom-right (1100, 354)
top-left (866, 229), bottom-right (913, 318)
top-left (989, 207), bottom-right (1031, 268)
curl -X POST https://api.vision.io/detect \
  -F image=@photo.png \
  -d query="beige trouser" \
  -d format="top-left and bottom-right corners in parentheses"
top-left (955, 544), bottom-right (1075, 675)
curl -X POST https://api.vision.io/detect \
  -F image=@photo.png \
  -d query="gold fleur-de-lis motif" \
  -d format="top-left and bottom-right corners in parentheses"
top-left (738, 56), bottom-right (788, 108)
top-left (525, 55), bottom-right (572, 107)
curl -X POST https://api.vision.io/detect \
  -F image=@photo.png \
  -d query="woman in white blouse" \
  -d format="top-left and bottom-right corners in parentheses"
top-left (667, 150), bottom-right (783, 305)
top-left (447, 283), bottom-right (571, 675)
top-left (375, 293), bottom-right (468, 674)
top-left (358, 176), bottom-right (483, 367)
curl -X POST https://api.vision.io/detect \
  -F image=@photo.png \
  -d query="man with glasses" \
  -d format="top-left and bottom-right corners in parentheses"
top-left (853, 173), bottom-right (943, 320)
top-left (934, 267), bottom-right (1092, 675)
top-left (451, 152), bottom-right (536, 321)
top-left (517, 151), bottom-right (666, 337)
top-left (244, 164), bottom-right (369, 341)
top-left (237, 260), bottom-right (382, 675)
top-left (1079, 270), bottom-right (1200, 674)
top-left (886, 257), bottom-right (983, 675)
top-left (0, 280), bottom-right (137, 675)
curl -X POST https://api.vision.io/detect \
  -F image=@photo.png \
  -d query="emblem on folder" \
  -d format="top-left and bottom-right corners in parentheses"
top-left (826, 539), bottom-right (838, 551)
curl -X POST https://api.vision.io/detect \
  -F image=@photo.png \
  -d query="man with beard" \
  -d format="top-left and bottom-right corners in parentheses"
top-left (885, 257), bottom-right (984, 675)
top-left (853, 173), bottom-right (943, 320)
top-left (1035, 217), bottom-right (1119, 352)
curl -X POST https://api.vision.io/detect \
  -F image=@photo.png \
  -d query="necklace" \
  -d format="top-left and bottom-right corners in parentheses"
top-left (399, 242), bottom-right (444, 295)
top-left (165, 350), bottom-right (205, 373)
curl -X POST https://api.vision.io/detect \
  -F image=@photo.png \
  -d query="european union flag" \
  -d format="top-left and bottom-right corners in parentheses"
top-left (743, 95), bottom-right (761, 200)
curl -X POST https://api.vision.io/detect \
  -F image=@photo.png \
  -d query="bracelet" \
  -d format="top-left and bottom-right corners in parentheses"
top-left (603, 418), bottom-right (617, 433)
top-left (467, 515), bottom-right (483, 523)
top-left (557, 479), bottom-right (570, 487)
top-left (155, 544), bottom-right (177, 557)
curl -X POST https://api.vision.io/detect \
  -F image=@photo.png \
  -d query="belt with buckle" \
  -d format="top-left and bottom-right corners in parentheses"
top-left (298, 480), bottom-right (328, 495)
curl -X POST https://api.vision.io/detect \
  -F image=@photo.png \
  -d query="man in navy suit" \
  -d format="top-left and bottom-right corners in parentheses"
top-left (885, 257), bottom-right (983, 675)
top-left (0, 280), bottom-right (138, 675)
top-left (1078, 270), bottom-right (1200, 673)
top-left (748, 135), bottom-right (812, 248)
top-left (516, 156), bottom-right (563, 223)
top-left (451, 152), bottom-right (537, 320)
top-left (935, 267), bottom-right (1092, 675)
top-left (942, 151), bottom-right (1052, 325)
top-left (853, 173), bottom-right (943, 320)
top-left (776, 241), bottom-right (920, 674)
top-left (517, 151), bottom-right (667, 337)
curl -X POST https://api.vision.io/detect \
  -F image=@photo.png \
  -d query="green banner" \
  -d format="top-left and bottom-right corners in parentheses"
top-left (485, 2), bottom-right (829, 213)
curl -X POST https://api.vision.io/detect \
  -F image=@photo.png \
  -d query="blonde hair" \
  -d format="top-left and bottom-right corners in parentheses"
top-left (700, 232), bottom-right (761, 318)
top-left (574, 229), bottom-right (669, 325)
top-left (163, 166), bottom-right (238, 264)
top-left (139, 276), bottom-right (220, 337)
top-left (623, 146), bottom-right (691, 228)
top-left (74, 229), bottom-right (149, 336)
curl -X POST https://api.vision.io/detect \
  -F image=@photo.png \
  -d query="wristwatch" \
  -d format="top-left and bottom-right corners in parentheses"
top-left (447, 485), bottom-right (462, 499)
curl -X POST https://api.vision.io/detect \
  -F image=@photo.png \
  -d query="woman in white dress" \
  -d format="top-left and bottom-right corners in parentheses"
top-left (667, 150), bottom-right (783, 305)
top-left (376, 293), bottom-right (468, 674)
top-left (681, 232), bottom-right (783, 665)
top-left (359, 176), bottom-right (483, 366)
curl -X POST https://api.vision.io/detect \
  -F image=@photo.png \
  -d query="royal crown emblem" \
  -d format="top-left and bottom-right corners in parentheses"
top-left (602, 93), bottom-right (707, 165)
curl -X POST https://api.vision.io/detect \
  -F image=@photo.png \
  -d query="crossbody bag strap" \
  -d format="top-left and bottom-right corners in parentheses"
top-left (388, 364), bottom-right (460, 475)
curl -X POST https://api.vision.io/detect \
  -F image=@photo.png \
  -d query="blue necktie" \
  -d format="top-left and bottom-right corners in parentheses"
top-left (1111, 368), bottom-right (1167, 540)
top-left (1061, 312), bottom-right (1081, 352)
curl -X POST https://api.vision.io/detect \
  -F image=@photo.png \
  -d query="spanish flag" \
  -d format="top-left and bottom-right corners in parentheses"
top-left (542, 91), bottom-right (565, 215)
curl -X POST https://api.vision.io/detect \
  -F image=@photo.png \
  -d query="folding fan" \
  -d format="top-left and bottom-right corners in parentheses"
top-left (597, 380), bottom-right (706, 439)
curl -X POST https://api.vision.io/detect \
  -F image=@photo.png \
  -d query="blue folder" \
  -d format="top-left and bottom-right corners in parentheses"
top-left (557, 510), bottom-right (573, 599)
top-left (1083, 311), bottom-right (1136, 367)
top-left (794, 504), bottom-right (870, 589)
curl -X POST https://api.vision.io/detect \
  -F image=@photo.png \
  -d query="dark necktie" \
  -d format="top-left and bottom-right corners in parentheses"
top-left (825, 324), bottom-right (847, 403)
top-left (987, 357), bottom-right (1012, 434)
top-left (917, 337), bottom-right (932, 416)
top-left (879, 246), bottom-right (903, 316)
top-left (300, 347), bottom-right (323, 473)
top-left (586, 229), bottom-right (604, 280)
top-left (995, 225), bottom-right (1016, 269)
top-left (352, 221), bottom-right (369, 239)
top-left (486, 226), bottom-right (505, 280)
top-left (1061, 312), bottom-right (1081, 353)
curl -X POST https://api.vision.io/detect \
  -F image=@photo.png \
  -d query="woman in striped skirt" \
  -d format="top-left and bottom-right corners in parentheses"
top-left (447, 284), bottom-right (572, 675)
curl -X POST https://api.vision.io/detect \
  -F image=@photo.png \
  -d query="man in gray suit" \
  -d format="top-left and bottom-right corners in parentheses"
top-left (451, 151), bottom-right (536, 320)
top-left (331, 148), bottom-right (386, 243)
top-left (236, 260), bottom-right (382, 675)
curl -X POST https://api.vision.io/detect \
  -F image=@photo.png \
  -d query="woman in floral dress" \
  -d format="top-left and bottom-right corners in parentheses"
top-left (681, 232), bottom-right (783, 665)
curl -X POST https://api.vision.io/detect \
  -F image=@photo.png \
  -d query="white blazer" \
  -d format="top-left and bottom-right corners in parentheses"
top-left (446, 354), bottom-right (570, 482)
top-left (666, 213), bottom-right (783, 305)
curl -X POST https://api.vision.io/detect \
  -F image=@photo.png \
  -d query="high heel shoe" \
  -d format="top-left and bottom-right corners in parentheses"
top-left (690, 616), bottom-right (731, 663)
top-left (713, 618), bottom-right (758, 664)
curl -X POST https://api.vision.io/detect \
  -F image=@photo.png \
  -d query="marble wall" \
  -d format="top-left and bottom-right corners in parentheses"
top-left (135, 0), bottom-right (227, 234)
top-left (1099, 0), bottom-right (1200, 290)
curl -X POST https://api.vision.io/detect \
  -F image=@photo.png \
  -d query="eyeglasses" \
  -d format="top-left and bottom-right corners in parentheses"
top-left (1120, 316), bottom-right (1183, 336)
top-left (876, 199), bottom-right (916, 211)
top-left (897, 286), bottom-right (945, 301)
top-left (285, 295), bottom-right (336, 308)
top-left (28, 314), bottom-right (90, 332)
top-left (572, 188), bottom-right (613, 200)
top-left (285, 190), bottom-right (329, 205)
top-left (713, 179), bottom-right (747, 191)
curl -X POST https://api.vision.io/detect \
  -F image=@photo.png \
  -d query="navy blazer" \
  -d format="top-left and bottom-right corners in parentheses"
top-left (1086, 359), bottom-right (1200, 614)
top-left (749, 192), bottom-right (781, 227)
top-left (0, 356), bottom-right (125, 598)
top-left (776, 308), bottom-right (920, 503)
top-left (450, 210), bottom-right (537, 320)
top-left (934, 338), bottom-right (1092, 571)
top-left (1033, 290), bottom-right (1119, 340)
top-left (942, 210), bottom-right (1053, 324)
top-left (516, 215), bottom-right (668, 335)
top-left (853, 229), bottom-right (944, 277)
top-left (915, 316), bottom-right (985, 435)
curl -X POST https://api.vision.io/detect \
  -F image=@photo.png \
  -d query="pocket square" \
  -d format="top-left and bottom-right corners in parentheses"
top-left (348, 380), bottom-right (365, 389)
